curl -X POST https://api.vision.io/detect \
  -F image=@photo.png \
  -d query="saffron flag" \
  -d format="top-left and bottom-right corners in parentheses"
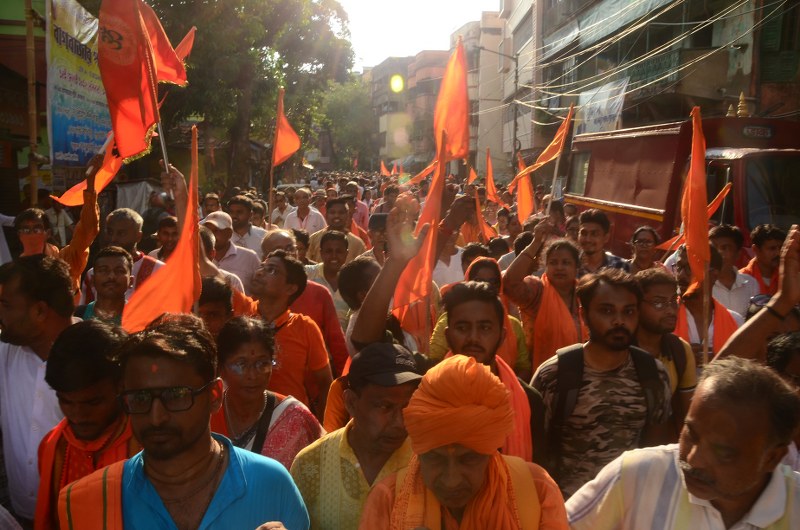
top-left (468, 167), bottom-right (478, 184)
top-left (485, 148), bottom-right (508, 208)
top-left (174, 26), bottom-right (196, 61)
top-left (98, 0), bottom-right (160, 162)
top-left (517, 152), bottom-right (526, 172)
top-left (516, 175), bottom-right (535, 225)
top-left (391, 162), bottom-right (398, 175)
top-left (272, 88), bottom-right (301, 167)
top-left (433, 37), bottom-right (469, 161)
top-left (380, 160), bottom-right (391, 177)
top-left (353, 157), bottom-right (358, 170)
top-left (509, 104), bottom-right (575, 187)
top-left (657, 182), bottom-right (732, 251)
top-left (474, 189), bottom-right (498, 242)
top-left (139, 1), bottom-right (187, 86)
top-left (392, 133), bottom-right (448, 350)
top-left (55, 134), bottom-right (122, 207)
top-left (404, 160), bottom-right (437, 186)
top-left (122, 126), bottom-right (201, 332)
top-left (681, 106), bottom-right (710, 287)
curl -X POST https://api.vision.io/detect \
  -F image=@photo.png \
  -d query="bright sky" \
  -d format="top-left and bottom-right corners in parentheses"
top-left (338, 0), bottom-right (501, 71)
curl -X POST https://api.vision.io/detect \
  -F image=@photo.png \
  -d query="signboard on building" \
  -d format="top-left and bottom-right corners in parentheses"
top-left (576, 77), bottom-right (629, 135)
top-left (46, 0), bottom-right (111, 167)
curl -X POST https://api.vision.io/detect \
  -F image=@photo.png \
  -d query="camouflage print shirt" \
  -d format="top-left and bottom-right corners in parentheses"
top-left (532, 352), bottom-right (672, 498)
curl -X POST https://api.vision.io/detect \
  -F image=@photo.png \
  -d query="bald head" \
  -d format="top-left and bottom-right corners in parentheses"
top-left (261, 229), bottom-right (297, 258)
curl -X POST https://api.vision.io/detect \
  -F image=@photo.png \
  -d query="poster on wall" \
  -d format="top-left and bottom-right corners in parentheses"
top-left (575, 77), bottom-right (629, 135)
top-left (46, 0), bottom-right (111, 168)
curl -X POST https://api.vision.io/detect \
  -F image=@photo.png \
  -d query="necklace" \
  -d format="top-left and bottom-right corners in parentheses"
top-left (224, 390), bottom-right (267, 443)
top-left (159, 440), bottom-right (225, 505)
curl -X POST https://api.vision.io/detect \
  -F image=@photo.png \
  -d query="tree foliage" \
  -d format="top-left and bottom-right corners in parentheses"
top-left (320, 76), bottom-right (378, 169)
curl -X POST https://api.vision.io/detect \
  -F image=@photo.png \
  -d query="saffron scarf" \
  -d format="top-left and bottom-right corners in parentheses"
top-left (741, 257), bottom-right (778, 296)
top-left (675, 298), bottom-right (740, 354)
top-left (532, 274), bottom-right (586, 371)
top-left (495, 356), bottom-right (533, 462)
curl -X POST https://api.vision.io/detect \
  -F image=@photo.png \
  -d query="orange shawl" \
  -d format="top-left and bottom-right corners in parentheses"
top-left (495, 357), bottom-right (533, 461)
top-left (36, 417), bottom-right (137, 530)
top-left (389, 453), bottom-right (532, 530)
top-left (741, 257), bottom-right (778, 296)
top-left (675, 298), bottom-right (740, 354)
top-left (532, 274), bottom-right (586, 371)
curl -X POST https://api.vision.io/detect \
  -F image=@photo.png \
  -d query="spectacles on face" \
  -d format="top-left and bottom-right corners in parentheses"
top-left (18, 227), bottom-right (45, 234)
top-left (642, 297), bottom-right (679, 310)
top-left (119, 380), bottom-right (216, 414)
top-left (225, 358), bottom-right (276, 376)
top-left (633, 239), bottom-right (655, 248)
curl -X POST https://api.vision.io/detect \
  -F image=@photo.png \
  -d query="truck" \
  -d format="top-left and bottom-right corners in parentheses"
top-left (562, 115), bottom-right (800, 257)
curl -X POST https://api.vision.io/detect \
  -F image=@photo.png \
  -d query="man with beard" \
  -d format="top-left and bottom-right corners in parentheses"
top-left (532, 269), bottom-right (672, 497)
top-left (634, 268), bottom-right (696, 436)
top-left (148, 216), bottom-right (179, 262)
top-left (58, 315), bottom-right (309, 529)
top-left (0, 256), bottom-right (73, 524)
top-left (290, 344), bottom-right (421, 529)
top-left (567, 358), bottom-right (800, 530)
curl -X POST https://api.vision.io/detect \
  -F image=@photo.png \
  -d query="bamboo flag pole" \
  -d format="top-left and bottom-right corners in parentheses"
top-left (701, 261), bottom-right (711, 366)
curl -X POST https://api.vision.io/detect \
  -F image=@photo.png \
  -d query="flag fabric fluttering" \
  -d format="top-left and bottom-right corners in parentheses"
top-left (485, 148), bottom-right (508, 208)
top-left (122, 126), bottom-right (201, 332)
top-left (509, 104), bottom-right (575, 187)
top-left (174, 26), bottom-right (196, 61)
top-left (380, 160), bottom-right (391, 177)
top-left (656, 182), bottom-right (732, 251)
top-left (473, 189), bottom-right (497, 242)
top-left (55, 135), bottom-right (122, 207)
top-left (517, 152), bottom-right (526, 172)
top-left (272, 88), bottom-right (301, 168)
top-left (139, 1), bottom-right (187, 86)
top-left (403, 160), bottom-right (437, 186)
top-left (391, 162), bottom-right (399, 175)
top-left (468, 167), bottom-right (478, 184)
top-left (516, 175), bottom-right (536, 225)
top-left (681, 106), bottom-right (710, 288)
top-left (433, 36), bottom-right (469, 161)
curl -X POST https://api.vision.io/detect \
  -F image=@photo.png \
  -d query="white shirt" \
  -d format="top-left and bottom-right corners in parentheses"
top-left (270, 205), bottom-right (296, 228)
top-left (80, 254), bottom-right (165, 304)
top-left (0, 213), bottom-right (14, 265)
top-left (215, 243), bottom-right (260, 295)
top-left (497, 250), bottom-right (516, 271)
top-left (713, 268), bottom-right (760, 317)
top-left (685, 304), bottom-right (745, 346)
top-left (0, 344), bottom-right (63, 519)
top-left (219, 268), bottom-right (245, 294)
top-left (568, 444), bottom-right (800, 530)
top-left (44, 208), bottom-right (73, 247)
top-left (231, 224), bottom-right (268, 259)
top-left (284, 208), bottom-right (326, 235)
top-left (432, 248), bottom-right (464, 288)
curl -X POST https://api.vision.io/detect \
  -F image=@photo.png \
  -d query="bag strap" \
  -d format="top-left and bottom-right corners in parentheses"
top-left (661, 333), bottom-right (687, 384)
top-left (629, 346), bottom-right (663, 436)
top-left (549, 344), bottom-right (585, 477)
top-left (251, 392), bottom-right (277, 454)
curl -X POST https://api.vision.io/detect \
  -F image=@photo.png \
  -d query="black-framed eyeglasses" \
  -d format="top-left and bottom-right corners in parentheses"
top-left (642, 297), bottom-right (679, 310)
top-left (119, 380), bottom-right (217, 414)
top-left (225, 358), bottom-right (277, 377)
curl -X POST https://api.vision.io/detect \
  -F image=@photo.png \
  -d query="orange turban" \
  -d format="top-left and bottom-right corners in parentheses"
top-left (403, 355), bottom-right (514, 455)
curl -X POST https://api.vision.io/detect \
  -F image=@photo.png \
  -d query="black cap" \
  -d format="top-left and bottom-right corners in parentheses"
top-left (348, 343), bottom-right (422, 387)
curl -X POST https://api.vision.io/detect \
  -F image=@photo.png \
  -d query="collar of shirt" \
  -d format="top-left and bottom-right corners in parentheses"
top-left (685, 457), bottom-right (786, 528)
top-left (218, 243), bottom-right (239, 262)
top-left (274, 309), bottom-right (291, 328)
top-left (338, 420), bottom-right (413, 474)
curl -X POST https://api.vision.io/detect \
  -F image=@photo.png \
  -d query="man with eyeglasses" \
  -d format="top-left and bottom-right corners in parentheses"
top-left (58, 314), bottom-right (309, 529)
top-left (634, 268), bottom-right (696, 437)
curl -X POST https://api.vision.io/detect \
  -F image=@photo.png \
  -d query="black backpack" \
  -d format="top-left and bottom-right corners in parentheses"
top-left (547, 344), bottom-right (665, 475)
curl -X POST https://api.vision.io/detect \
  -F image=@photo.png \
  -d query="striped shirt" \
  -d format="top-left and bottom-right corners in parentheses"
top-left (567, 444), bottom-right (800, 530)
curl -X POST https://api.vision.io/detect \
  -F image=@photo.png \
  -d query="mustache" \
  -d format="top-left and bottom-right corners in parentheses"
top-left (604, 327), bottom-right (632, 338)
top-left (139, 426), bottom-right (181, 439)
top-left (679, 459), bottom-right (715, 487)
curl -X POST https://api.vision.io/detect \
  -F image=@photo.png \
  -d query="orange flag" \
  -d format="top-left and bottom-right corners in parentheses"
top-left (139, 1), bottom-right (187, 86)
top-left (55, 135), bottom-right (122, 207)
top-left (404, 159), bottom-right (437, 185)
top-left (681, 106), bottom-right (710, 287)
top-left (516, 176), bottom-right (535, 225)
top-left (174, 26), bottom-right (196, 61)
top-left (657, 182), bottom-right (732, 251)
top-left (272, 88), bottom-right (301, 167)
top-left (468, 167), bottom-right (478, 184)
top-left (434, 37), bottom-right (469, 161)
top-left (516, 152), bottom-right (526, 172)
top-left (510, 104), bottom-right (574, 187)
top-left (122, 126), bottom-right (201, 332)
top-left (392, 136), bottom-right (446, 352)
top-left (391, 162), bottom-right (399, 175)
top-left (485, 148), bottom-right (508, 208)
top-left (474, 189), bottom-right (497, 242)
top-left (98, 0), bottom-right (160, 162)
top-left (380, 160), bottom-right (391, 177)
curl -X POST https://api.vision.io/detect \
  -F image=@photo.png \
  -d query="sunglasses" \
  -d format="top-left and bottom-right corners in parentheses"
top-left (119, 380), bottom-right (216, 414)
top-left (225, 359), bottom-right (277, 377)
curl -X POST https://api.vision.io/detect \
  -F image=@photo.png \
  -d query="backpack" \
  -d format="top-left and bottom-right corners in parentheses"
top-left (547, 344), bottom-right (665, 476)
top-left (660, 333), bottom-right (688, 385)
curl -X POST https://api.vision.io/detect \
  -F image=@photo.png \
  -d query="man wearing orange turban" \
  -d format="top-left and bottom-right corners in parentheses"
top-left (359, 355), bottom-right (568, 529)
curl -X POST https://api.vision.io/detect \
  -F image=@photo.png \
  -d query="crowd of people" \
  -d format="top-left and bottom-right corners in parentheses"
top-left (0, 164), bottom-right (799, 529)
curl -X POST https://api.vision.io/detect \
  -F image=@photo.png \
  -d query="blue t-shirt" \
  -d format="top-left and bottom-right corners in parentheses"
top-left (121, 434), bottom-right (309, 529)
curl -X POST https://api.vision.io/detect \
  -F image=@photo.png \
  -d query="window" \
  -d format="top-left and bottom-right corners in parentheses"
top-left (745, 155), bottom-right (800, 230)
top-left (706, 161), bottom-right (734, 226)
top-left (513, 10), bottom-right (533, 54)
top-left (567, 151), bottom-right (590, 195)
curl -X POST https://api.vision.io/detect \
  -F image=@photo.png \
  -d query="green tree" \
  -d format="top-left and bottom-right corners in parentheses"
top-left (320, 77), bottom-right (378, 169)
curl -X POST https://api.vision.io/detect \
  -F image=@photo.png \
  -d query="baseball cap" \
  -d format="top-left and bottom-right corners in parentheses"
top-left (200, 211), bottom-right (232, 230)
top-left (348, 343), bottom-right (422, 387)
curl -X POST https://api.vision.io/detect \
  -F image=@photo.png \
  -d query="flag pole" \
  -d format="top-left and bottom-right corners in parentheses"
top-left (157, 122), bottom-right (174, 199)
top-left (701, 262), bottom-right (711, 366)
top-left (545, 152), bottom-right (563, 218)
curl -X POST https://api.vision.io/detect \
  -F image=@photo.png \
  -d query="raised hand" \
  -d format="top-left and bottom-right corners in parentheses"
top-left (386, 204), bottom-right (430, 266)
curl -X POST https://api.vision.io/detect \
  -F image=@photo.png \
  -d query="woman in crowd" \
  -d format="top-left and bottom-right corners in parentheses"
top-left (210, 316), bottom-right (324, 469)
